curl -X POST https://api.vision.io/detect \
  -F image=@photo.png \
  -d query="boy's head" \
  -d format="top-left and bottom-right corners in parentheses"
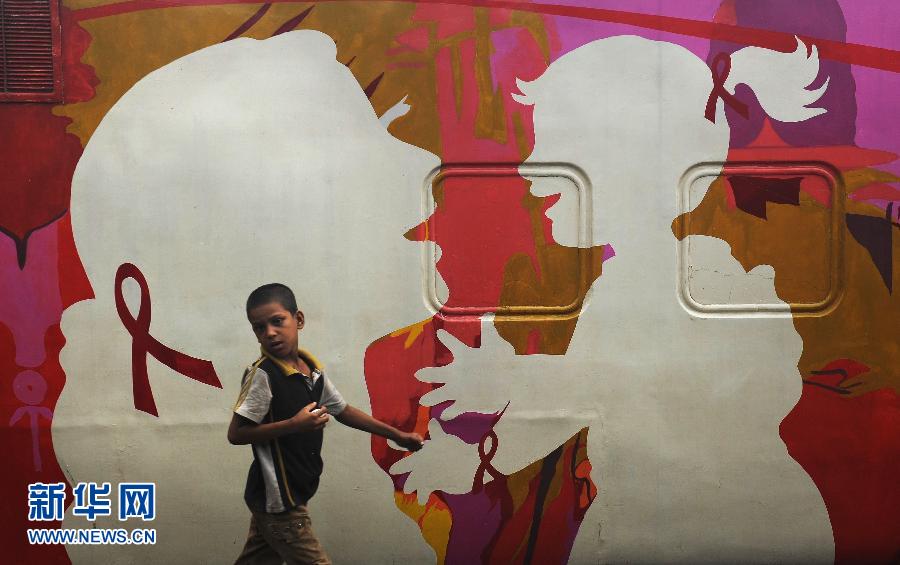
top-left (246, 283), bottom-right (304, 358)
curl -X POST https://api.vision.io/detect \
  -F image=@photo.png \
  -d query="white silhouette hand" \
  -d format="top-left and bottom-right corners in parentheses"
top-left (416, 315), bottom-right (524, 421)
top-left (414, 316), bottom-right (597, 476)
top-left (389, 419), bottom-right (483, 505)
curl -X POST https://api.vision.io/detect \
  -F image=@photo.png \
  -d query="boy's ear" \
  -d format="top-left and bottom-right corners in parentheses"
top-left (295, 310), bottom-right (305, 330)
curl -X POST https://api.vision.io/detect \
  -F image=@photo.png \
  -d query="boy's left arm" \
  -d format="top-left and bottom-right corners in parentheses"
top-left (335, 405), bottom-right (424, 451)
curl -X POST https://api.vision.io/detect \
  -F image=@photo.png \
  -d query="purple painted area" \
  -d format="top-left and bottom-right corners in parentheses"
top-left (0, 220), bottom-right (63, 368)
top-left (392, 470), bottom-right (410, 491)
top-left (843, 1), bottom-right (900, 179)
top-left (433, 401), bottom-right (498, 444)
top-left (708, 0), bottom-right (856, 148)
top-left (601, 243), bottom-right (616, 262)
top-left (544, 0), bottom-right (721, 61)
top-left (443, 488), bottom-right (504, 564)
top-left (490, 28), bottom-right (522, 92)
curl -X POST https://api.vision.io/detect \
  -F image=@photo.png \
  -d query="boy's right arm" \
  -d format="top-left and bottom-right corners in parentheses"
top-left (227, 402), bottom-right (328, 445)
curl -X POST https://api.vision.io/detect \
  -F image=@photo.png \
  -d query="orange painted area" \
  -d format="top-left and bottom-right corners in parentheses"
top-left (389, 318), bottom-right (431, 349)
top-left (394, 491), bottom-right (452, 564)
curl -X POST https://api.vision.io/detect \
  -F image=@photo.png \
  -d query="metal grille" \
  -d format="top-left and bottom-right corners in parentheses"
top-left (0, 0), bottom-right (60, 100)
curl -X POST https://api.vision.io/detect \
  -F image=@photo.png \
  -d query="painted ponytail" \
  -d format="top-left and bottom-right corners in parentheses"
top-left (721, 37), bottom-right (829, 123)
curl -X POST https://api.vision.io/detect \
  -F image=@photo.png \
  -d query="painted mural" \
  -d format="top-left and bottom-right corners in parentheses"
top-left (1, 1), bottom-right (898, 563)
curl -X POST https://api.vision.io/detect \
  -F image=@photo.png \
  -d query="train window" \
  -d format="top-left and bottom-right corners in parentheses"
top-left (677, 162), bottom-right (842, 317)
top-left (422, 163), bottom-right (592, 318)
top-left (0, 0), bottom-right (62, 102)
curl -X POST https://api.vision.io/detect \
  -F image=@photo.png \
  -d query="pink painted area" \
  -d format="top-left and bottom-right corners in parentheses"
top-left (543, 0), bottom-right (721, 61)
top-left (414, 4), bottom-right (476, 40)
top-left (490, 26), bottom-right (546, 100)
top-left (601, 244), bottom-right (615, 262)
top-left (391, 25), bottom-right (430, 53)
top-left (849, 184), bottom-right (900, 203)
top-left (802, 176), bottom-right (833, 208)
top-left (427, 31), bottom-right (538, 312)
top-left (0, 221), bottom-right (63, 368)
top-left (848, 64), bottom-right (900, 180)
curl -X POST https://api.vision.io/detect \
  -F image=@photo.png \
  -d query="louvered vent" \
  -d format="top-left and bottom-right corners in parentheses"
top-left (0, 0), bottom-right (61, 101)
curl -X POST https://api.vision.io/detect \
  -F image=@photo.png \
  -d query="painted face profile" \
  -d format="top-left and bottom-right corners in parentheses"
top-left (395, 35), bottom-right (835, 563)
top-left (53, 30), bottom-right (438, 563)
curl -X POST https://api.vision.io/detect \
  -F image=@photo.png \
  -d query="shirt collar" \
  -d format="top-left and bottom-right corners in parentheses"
top-left (261, 347), bottom-right (323, 377)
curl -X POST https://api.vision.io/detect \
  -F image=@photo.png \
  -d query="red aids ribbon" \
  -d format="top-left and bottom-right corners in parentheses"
top-left (473, 403), bottom-right (509, 491)
top-left (474, 429), bottom-right (502, 491)
top-left (114, 263), bottom-right (222, 417)
top-left (704, 52), bottom-right (750, 123)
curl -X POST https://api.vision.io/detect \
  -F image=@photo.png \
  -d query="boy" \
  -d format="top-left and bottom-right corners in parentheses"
top-left (229, 283), bottom-right (424, 564)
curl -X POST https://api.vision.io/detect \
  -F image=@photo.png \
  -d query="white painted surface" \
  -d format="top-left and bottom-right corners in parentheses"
top-left (53, 31), bottom-right (437, 564)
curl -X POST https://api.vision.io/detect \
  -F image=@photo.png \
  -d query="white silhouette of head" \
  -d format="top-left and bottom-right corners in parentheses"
top-left (514, 35), bottom-right (826, 250)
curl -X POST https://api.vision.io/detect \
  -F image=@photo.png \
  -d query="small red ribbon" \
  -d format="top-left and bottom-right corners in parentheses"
top-left (705, 52), bottom-right (749, 123)
top-left (473, 403), bottom-right (509, 491)
top-left (114, 263), bottom-right (222, 417)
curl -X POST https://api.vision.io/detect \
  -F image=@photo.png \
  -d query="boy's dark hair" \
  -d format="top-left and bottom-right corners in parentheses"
top-left (246, 283), bottom-right (299, 314)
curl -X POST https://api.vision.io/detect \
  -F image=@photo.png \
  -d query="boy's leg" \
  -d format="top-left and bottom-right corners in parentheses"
top-left (255, 505), bottom-right (332, 565)
top-left (234, 514), bottom-right (283, 565)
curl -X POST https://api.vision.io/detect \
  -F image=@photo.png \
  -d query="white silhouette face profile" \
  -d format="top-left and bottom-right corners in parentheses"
top-left (53, 31), bottom-right (438, 563)
top-left (518, 36), bottom-right (728, 250)
top-left (517, 35), bottom-right (826, 251)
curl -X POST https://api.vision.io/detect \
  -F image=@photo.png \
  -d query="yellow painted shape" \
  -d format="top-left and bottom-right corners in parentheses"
top-left (389, 318), bottom-right (431, 349)
top-left (394, 491), bottom-right (452, 565)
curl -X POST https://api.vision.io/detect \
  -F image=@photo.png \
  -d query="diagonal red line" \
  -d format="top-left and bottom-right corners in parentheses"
top-left (71, 0), bottom-right (900, 74)
top-left (222, 2), bottom-right (270, 42)
top-left (271, 4), bottom-right (314, 36)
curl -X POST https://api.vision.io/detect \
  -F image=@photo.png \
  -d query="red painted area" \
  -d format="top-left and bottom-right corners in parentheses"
top-left (60, 8), bottom-right (100, 104)
top-left (0, 106), bottom-right (81, 248)
top-left (0, 8), bottom-right (96, 253)
top-left (113, 263), bottom-right (222, 417)
top-left (366, 325), bottom-right (440, 473)
top-left (850, 183), bottom-right (900, 202)
top-left (0, 323), bottom-right (71, 565)
top-left (0, 10), bottom-right (95, 562)
top-left (55, 213), bottom-right (94, 310)
top-left (782, 362), bottom-right (900, 564)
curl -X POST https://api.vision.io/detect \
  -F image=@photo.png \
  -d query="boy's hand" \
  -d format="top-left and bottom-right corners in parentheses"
top-left (289, 402), bottom-right (329, 433)
top-left (394, 431), bottom-right (425, 451)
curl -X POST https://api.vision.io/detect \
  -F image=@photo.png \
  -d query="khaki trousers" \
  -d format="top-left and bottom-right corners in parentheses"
top-left (234, 505), bottom-right (331, 565)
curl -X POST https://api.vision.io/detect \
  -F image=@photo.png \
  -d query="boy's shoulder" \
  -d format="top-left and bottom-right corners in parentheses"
top-left (241, 355), bottom-right (270, 383)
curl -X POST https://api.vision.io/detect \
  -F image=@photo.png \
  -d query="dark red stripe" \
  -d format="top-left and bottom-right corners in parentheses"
top-left (71, 0), bottom-right (900, 73)
top-left (271, 4), bottom-right (313, 36)
top-left (363, 72), bottom-right (384, 99)
top-left (222, 2), bottom-right (270, 42)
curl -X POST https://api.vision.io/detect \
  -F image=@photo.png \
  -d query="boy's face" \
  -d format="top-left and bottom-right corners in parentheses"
top-left (247, 301), bottom-right (304, 359)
